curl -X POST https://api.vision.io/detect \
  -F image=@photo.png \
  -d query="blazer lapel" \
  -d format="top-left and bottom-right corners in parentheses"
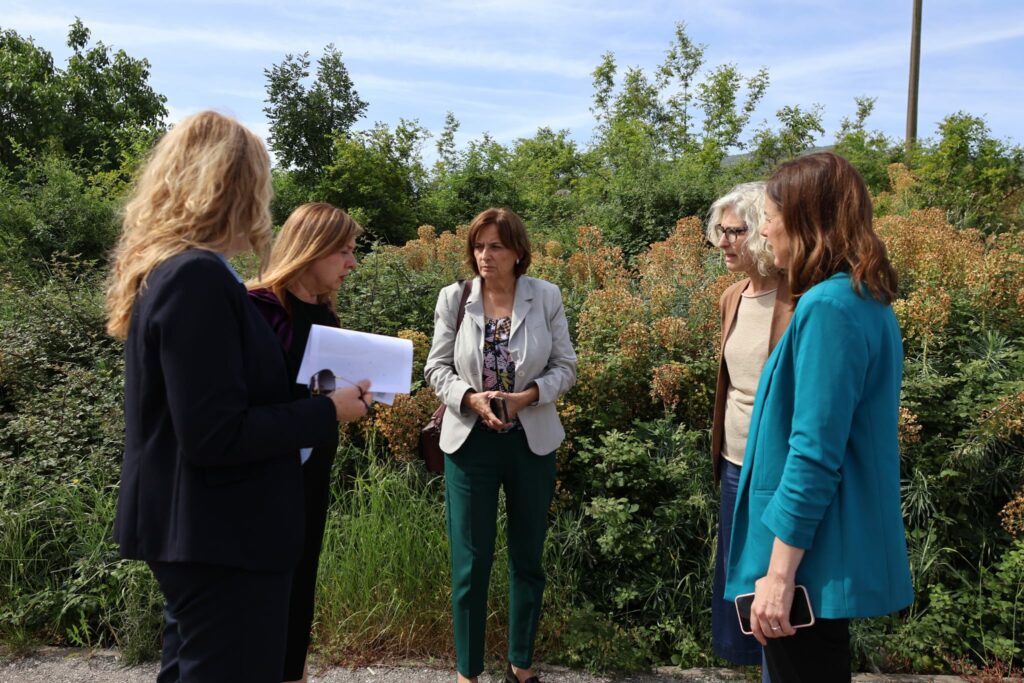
top-left (510, 277), bottom-right (534, 340)
top-left (464, 277), bottom-right (485, 331)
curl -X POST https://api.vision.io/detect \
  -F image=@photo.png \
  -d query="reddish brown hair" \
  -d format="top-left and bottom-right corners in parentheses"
top-left (766, 151), bottom-right (897, 304)
top-left (465, 207), bottom-right (532, 277)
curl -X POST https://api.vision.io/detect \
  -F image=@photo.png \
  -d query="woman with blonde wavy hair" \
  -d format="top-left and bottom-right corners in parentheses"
top-left (106, 111), bottom-right (370, 683)
top-left (248, 202), bottom-right (363, 683)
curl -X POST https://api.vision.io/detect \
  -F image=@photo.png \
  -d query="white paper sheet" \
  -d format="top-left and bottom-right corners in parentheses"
top-left (296, 325), bottom-right (413, 405)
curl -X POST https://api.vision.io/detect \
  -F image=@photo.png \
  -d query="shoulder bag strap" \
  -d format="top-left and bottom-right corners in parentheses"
top-left (455, 279), bottom-right (472, 330)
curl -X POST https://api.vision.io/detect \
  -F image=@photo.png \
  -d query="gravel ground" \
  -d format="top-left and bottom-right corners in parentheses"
top-left (0, 648), bottom-right (964, 683)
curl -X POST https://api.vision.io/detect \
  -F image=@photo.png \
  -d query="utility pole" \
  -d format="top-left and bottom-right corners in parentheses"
top-left (906, 0), bottom-right (923, 155)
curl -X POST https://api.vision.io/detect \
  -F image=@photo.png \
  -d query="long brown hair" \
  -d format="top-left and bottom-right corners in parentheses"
top-left (248, 202), bottom-right (362, 313)
top-left (105, 111), bottom-right (273, 339)
top-left (766, 151), bottom-right (897, 304)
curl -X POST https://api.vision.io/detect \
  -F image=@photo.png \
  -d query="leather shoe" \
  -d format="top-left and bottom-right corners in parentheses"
top-left (505, 662), bottom-right (539, 683)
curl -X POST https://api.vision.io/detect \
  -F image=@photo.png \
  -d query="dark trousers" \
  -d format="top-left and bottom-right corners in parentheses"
top-left (282, 444), bottom-right (335, 680)
top-left (148, 561), bottom-right (292, 683)
top-left (445, 427), bottom-right (557, 678)
top-left (713, 459), bottom-right (771, 681)
top-left (764, 618), bottom-right (850, 683)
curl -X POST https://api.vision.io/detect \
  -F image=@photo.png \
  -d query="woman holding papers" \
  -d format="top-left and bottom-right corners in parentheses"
top-left (725, 152), bottom-right (912, 681)
top-left (424, 207), bottom-right (577, 683)
top-left (249, 202), bottom-right (363, 683)
top-left (105, 112), bottom-right (369, 683)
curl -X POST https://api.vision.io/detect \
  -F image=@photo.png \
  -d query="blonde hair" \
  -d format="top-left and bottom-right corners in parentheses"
top-left (705, 181), bottom-right (779, 277)
top-left (105, 111), bottom-right (273, 339)
top-left (249, 202), bottom-right (363, 312)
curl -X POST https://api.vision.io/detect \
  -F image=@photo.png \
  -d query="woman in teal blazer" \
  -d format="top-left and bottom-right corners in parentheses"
top-left (725, 152), bottom-right (913, 682)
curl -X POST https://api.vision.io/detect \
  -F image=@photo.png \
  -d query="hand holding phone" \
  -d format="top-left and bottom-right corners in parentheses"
top-left (489, 396), bottom-right (510, 426)
top-left (735, 584), bottom-right (815, 636)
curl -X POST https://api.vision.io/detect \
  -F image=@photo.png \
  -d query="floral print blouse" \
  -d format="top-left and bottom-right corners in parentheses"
top-left (483, 316), bottom-right (516, 392)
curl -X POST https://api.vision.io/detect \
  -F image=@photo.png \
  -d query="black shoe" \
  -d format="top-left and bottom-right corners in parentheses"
top-left (505, 662), bottom-right (539, 683)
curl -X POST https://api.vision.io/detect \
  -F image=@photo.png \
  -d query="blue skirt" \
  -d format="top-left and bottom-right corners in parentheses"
top-left (713, 458), bottom-right (768, 669)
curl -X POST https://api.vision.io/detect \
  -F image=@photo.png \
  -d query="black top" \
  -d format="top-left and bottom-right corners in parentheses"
top-left (114, 250), bottom-right (337, 571)
top-left (285, 291), bottom-right (341, 399)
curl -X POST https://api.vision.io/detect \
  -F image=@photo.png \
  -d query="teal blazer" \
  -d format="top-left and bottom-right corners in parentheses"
top-left (724, 273), bottom-right (913, 619)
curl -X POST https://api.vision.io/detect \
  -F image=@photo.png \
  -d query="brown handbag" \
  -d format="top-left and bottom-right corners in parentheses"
top-left (419, 281), bottom-right (472, 474)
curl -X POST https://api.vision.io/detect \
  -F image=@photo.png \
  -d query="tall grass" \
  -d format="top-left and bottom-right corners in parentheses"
top-left (312, 451), bottom-right (579, 668)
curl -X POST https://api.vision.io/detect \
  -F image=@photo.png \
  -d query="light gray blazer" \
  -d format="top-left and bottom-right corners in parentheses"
top-left (424, 276), bottom-right (577, 455)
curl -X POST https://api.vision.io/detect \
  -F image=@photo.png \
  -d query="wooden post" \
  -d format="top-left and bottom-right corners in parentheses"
top-left (906, 0), bottom-right (923, 155)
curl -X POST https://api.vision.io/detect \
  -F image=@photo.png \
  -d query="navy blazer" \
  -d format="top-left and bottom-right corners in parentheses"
top-left (114, 250), bottom-right (337, 572)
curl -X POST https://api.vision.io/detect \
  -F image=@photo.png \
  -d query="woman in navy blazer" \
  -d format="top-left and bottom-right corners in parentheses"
top-left (105, 111), bottom-right (370, 683)
top-left (724, 152), bottom-right (913, 682)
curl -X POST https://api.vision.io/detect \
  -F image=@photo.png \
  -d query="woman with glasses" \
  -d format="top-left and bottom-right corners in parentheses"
top-left (248, 202), bottom-right (366, 683)
top-left (424, 207), bottom-right (576, 683)
top-left (105, 113), bottom-right (369, 683)
top-left (726, 153), bottom-right (913, 681)
top-left (707, 181), bottom-right (792, 681)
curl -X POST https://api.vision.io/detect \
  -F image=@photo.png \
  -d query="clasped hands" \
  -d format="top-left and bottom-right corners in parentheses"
top-left (463, 389), bottom-right (528, 431)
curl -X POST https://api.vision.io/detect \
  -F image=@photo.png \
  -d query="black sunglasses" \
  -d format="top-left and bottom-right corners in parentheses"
top-left (309, 369), bottom-right (374, 414)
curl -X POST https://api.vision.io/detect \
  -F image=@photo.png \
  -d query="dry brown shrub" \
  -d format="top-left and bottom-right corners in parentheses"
top-left (636, 216), bottom-right (708, 299)
top-left (566, 225), bottom-right (629, 290)
top-left (892, 285), bottom-right (952, 344)
top-left (651, 362), bottom-right (686, 409)
top-left (876, 208), bottom-right (985, 291)
top-left (898, 406), bottom-right (923, 448)
top-left (372, 386), bottom-right (439, 462)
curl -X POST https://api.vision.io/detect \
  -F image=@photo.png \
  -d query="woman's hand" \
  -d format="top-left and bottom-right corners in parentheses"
top-left (498, 385), bottom-right (539, 421)
top-left (749, 537), bottom-right (805, 645)
top-left (750, 572), bottom-right (796, 645)
top-left (463, 390), bottom-right (509, 431)
top-left (329, 379), bottom-right (371, 422)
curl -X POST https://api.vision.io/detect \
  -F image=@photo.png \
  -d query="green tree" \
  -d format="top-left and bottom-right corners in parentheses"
top-left (910, 113), bottom-right (1024, 232)
top-left (420, 132), bottom-right (519, 231)
top-left (60, 19), bottom-right (167, 171)
top-left (748, 103), bottom-right (825, 172)
top-left (833, 97), bottom-right (902, 194)
top-left (0, 27), bottom-right (62, 169)
top-left (319, 119), bottom-right (428, 243)
top-left (0, 20), bottom-right (166, 173)
top-left (507, 127), bottom-right (585, 237)
top-left (580, 22), bottom-right (769, 252)
top-left (264, 44), bottom-right (368, 181)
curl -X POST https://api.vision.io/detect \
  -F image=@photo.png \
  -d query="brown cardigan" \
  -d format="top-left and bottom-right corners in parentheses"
top-left (711, 277), bottom-right (793, 483)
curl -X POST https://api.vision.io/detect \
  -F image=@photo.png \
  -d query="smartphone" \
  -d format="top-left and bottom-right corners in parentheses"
top-left (735, 585), bottom-right (815, 635)
top-left (489, 396), bottom-right (510, 424)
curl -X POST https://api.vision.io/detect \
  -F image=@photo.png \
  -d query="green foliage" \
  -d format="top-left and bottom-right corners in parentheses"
top-left (0, 153), bottom-right (122, 268)
top-left (420, 133), bottom-right (520, 232)
top-left (264, 44), bottom-right (368, 182)
top-left (319, 119), bottom-right (429, 244)
top-left (3, 19), bottom-right (1024, 678)
top-left (833, 97), bottom-right (903, 194)
top-left (909, 113), bottom-right (1024, 233)
top-left (0, 20), bottom-right (166, 173)
top-left (748, 104), bottom-right (825, 172)
top-left (556, 421), bottom-right (717, 670)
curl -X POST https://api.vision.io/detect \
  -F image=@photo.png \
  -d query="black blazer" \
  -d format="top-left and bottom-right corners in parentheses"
top-left (114, 250), bottom-right (336, 572)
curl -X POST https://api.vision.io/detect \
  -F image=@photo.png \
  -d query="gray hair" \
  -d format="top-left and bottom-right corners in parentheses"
top-left (705, 181), bottom-right (778, 276)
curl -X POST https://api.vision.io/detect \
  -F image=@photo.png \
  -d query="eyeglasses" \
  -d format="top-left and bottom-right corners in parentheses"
top-left (714, 225), bottom-right (749, 244)
top-left (309, 369), bottom-right (373, 413)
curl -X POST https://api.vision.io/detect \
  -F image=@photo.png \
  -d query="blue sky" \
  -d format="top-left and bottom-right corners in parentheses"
top-left (3, 0), bottom-right (1022, 161)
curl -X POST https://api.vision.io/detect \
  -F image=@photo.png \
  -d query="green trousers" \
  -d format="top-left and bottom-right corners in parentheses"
top-left (444, 427), bottom-right (557, 678)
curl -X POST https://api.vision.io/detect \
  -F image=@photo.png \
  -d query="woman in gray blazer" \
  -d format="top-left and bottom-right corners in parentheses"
top-left (424, 207), bottom-right (576, 683)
